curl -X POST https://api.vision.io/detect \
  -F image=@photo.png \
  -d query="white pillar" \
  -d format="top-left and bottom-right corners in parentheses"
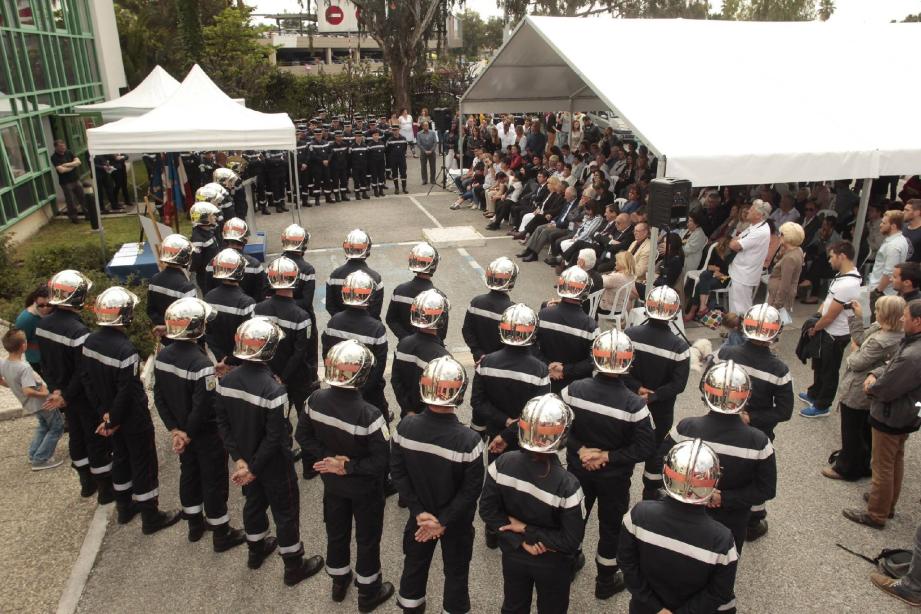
top-left (852, 178), bottom-right (873, 253)
top-left (89, 160), bottom-right (107, 263)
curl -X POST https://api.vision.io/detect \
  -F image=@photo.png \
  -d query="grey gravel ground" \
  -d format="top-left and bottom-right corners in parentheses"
top-left (5, 161), bottom-right (919, 613)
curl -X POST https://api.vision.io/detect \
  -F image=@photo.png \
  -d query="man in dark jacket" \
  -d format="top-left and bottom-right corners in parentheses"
top-left (146, 234), bottom-right (198, 344)
top-left (386, 243), bottom-right (440, 341)
top-left (844, 299), bottom-right (921, 528)
top-left (462, 257), bottom-right (517, 364)
top-left (390, 290), bottom-right (451, 418)
top-left (326, 229), bottom-right (384, 319)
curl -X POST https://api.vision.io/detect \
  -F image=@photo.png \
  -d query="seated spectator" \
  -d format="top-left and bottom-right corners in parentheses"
top-left (801, 197), bottom-right (822, 246)
top-left (628, 222), bottom-right (652, 295)
top-left (823, 295), bottom-right (904, 482)
top-left (770, 193), bottom-right (801, 227)
top-left (893, 262), bottom-right (921, 302)
top-left (684, 237), bottom-right (732, 322)
top-left (577, 248), bottom-right (603, 314)
top-left (518, 186), bottom-right (582, 262)
top-left (799, 214), bottom-right (842, 304)
top-left (620, 184), bottom-right (643, 214)
top-left (555, 201), bottom-right (603, 261)
top-left (653, 232), bottom-right (685, 289)
top-left (515, 175), bottom-right (564, 239)
top-left (484, 171), bottom-right (509, 219)
top-left (767, 222), bottom-right (805, 314)
top-left (599, 250), bottom-right (637, 323)
top-left (680, 210), bottom-right (709, 282)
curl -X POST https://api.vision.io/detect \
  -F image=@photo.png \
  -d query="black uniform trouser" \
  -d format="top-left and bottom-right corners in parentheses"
top-left (323, 489), bottom-right (385, 595)
top-left (352, 165), bottom-right (369, 195)
top-left (66, 403), bottom-right (111, 476)
top-left (246, 163), bottom-right (266, 206)
top-left (178, 429), bottom-right (230, 525)
top-left (398, 518), bottom-right (474, 613)
top-left (578, 471), bottom-right (630, 577)
top-left (242, 457), bottom-right (302, 555)
top-left (501, 549), bottom-right (572, 614)
top-left (331, 165), bottom-right (349, 196)
top-left (265, 164), bottom-right (287, 208)
top-left (390, 156), bottom-right (407, 182)
top-left (309, 164), bottom-right (331, 198)
top-left (807, 331), bottom-right (850, 410)
top-left (233, 189), bottom-right (247, 220)
top-left (709, 507), bottom-right (751, 555)
top-left (111, 426), bottom-right (159, 508)
top-left (113, 168), bottom-right (131, 204)
top-left (370, 159), bottom-right (386, 189)
top-left (298, 167), bottom-right (310, 204)
top-left (642, 400), bottom-right (676, 494)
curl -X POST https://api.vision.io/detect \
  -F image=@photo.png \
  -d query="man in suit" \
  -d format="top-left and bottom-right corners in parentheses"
top-left (518, 186), bottom-right (581, 262)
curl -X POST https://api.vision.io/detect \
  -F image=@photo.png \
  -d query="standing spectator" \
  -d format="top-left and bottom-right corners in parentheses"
top-left (728, 200), bottom-right (772, 314)
top-left (903, 199), bottom-right (921, 263)
top-left (769, 194), bottom-right (801, 227)
top-left (0, 329), bottom-right (61, 471)
top-left (14, 286), bottom-right (51, 376)
top-left (869, 210), bottom-right (910, 305)
top-left (822, 296), bottom-right (904, 481)
top-left (398, 108), bottom-right (416, 157)
top-left (50, 139), bottom-right (84, 223)
top-left (110, 154), bottom-right (133, 207)
top-left (570, 119), bottom-right (583, 152)
top-left (766, 222), bottom-right (805, 315)
top-left (525, 121), bottom-right (547, 159)
top-left (800, 241), bottom-right (862, 418)
top-left (843, 299), bottom-right (921, 528)
top-left (892, 262), bottom-right (921, 302)
top-left (416, 122), bottom-right (437, 185)
top-left (871, 524), bottom-right (921, 606)
top-left (582, 115), bottom-right (602, 145)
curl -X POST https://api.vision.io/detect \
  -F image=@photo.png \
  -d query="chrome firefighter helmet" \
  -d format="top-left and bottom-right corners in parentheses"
top-left (741, 303), bottom-right (783, 342)
top-left (343, 228), bottom-right (372, 259)
top-left (266, 256), bottom-right (300, 290)
top-left (592, 329), bottom-right (634, 375)
top-left (419, 356), bottom-right (467, 407)
top-left (341, 270), bottom-right (376, 307)
top-left (410, 289), bottom-right (449, 330)
top-left (485, 256), bottom-right (518, 291)
top-left (324, 339), bottom-right (375, 389)
top-left (195, 182), bottom-right (229, 206)
top-left (189, 202), bottom-right (220, 227)
top-left (557, 266), bottom-right (592, 300)
top-left (222, 218), bottom-right (249, 244)
top-left (280, 224), bottom-right (310, 253)
top-left (662, 438), bottom-right (721, 505)
top-left (211, 248), bottom-right (246, 282)
top-left (518, 393), bottom-right (574, 453)
top-left (213, 167), bottom-right (241, 190)
top-left (48, 269), bottom-right (92, 308)
top-left (159, 234), bottom-right (193, 268)
top-left (701, 360), bottom-right (751, 414)
top-left (646, 285), bottom-right (681, 321)
top-left (94, 286), bottom-right (139, 327)
top-left (408, 242), bottom-right (439, 275)
top-left (233, 317), bottom-right (284, 362)
top-left (164, 297), bottom-right (215, 340)
top-left (498, 303), bottom-right (538, 346)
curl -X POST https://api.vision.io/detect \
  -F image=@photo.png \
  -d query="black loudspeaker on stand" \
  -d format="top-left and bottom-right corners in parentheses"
top-left (647, 177), bottom-right (691, 229)
top-left (427, 107), bottom-right (453, 195)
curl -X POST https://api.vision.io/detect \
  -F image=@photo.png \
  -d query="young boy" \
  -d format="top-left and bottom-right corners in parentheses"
top-left (0, 328), bottom-right (62, 470)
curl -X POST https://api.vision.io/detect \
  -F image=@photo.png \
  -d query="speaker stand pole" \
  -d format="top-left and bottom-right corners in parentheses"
top-left (646, 157), bottom-right (667, 298)
top-left (427, 144), bottom-right (450, 196)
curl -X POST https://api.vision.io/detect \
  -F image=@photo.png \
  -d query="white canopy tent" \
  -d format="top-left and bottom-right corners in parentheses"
top-left (86, 65), bottom-right (299, 257)
top-left (461, 16), bottom-right (921, 283)
top-left (74, 65), bottom-right (181, 121)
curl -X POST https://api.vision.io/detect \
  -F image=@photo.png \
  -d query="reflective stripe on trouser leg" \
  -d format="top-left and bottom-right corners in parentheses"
top-left (190, 431), bottom-right (230, 527)
top-left (354, 494), bottom-right (386, 594)
top-left (242, 479), bottom-right (270, 541)
top-left (323, 492), bottom-right (354, 581)
top-left (262, 461), bottom-right (301, 555)
top-left (398, 519), bottom-right (438, 609)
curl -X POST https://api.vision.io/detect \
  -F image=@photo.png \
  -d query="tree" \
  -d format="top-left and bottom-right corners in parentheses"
top-left (350, 1), bottom-right (454, 112)
top-left (457, 9), bottom-right (504, 59)
top-left (176, 0), bottom-right (204, 64)
top-left (718, 0), bottom-right (832, 21)
top-left (199, 7), bottom-right (275, 106)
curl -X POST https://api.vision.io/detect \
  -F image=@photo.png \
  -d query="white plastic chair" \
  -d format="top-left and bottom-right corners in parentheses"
top-left (586, 288), bottom-right (605, 320)
top-left (685, 241), bottom-right (718, 296)
top-left (597, 280), bottom-right (635, 330)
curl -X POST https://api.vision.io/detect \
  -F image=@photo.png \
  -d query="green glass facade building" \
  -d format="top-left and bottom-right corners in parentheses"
top-left (1, 0), bottom-right (123, 232)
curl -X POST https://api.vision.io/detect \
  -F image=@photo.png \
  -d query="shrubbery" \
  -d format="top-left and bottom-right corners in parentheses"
top-left (0, 237), bottom-right (156, 358)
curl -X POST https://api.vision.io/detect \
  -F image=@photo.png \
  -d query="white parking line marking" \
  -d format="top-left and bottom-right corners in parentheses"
top-left (56, 504), bottom-right (112, 614)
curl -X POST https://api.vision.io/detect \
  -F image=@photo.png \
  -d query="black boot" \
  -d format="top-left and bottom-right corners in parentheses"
top-left (342, 191), bottom-right (350, 202)
top-left (595, 570), bottom-right (626, 599)
top-left (334, 192), bottom-right (341, 202)
top-left (276, 202), bottom-right (289, 213)
top-left (302, 462), bottom-right (318, 480)
top-left (95, 475), bottom-right (114, 505)
top-left (384, 477), bottom-right (398, 498)
top-left (401, 180), bottom-right (408, 194)
top-left (260, 202), bottom-right (271, 215)
top-left (247, 536), bottom-right (278, 569)
top-left (484, 527), bottom-right (498, 550)
top-left (393, 181), bottom-right (399, 194)
top-left (747, 519), bottom-right (769, 541)
top-left (186, 513), bottom-right (205, 543)
top-left (75, 465), bottom-right (97, 498)
top-left (331, 572), bottom-right (352, 602)
top-left (375, 187), bottom-right (382, 197)
top-left (116, 497), bottom-right (138, 525)
top-left (325, 193), bottom-right (334, 204)
top-left (212, 523), bottom-right (246, 553)
top-left (358, 582), bottom-right (395, 613)
top-left (283, 552), bottom-right (324, 587)
top-left (141, 507), bottom-right (182, 535)
top-left (314, 196), bottom-right (321, 208)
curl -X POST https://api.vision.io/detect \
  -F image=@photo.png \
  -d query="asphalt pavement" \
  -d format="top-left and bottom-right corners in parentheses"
top-left (5, 160), bottom-right (919, 613)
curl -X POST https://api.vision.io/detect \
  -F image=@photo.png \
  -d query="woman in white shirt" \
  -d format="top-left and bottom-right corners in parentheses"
top-left (570, 119), bottom-right (583, 151)
top-left (398, 108), bottom-right (416, 157)
top-left (515, 125), bottom-right (527, 153)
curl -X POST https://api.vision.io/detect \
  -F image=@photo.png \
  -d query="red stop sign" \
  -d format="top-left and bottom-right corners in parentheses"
top-left (326, 5), bottom-right (344, 25)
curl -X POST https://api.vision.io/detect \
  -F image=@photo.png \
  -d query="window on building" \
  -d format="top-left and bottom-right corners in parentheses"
top-left (17, 1), bottom-right (35, 27)
top-left (59, 38), bottom-right (77, 86)
top-left (25, 35), bottom-right (49, 90)
top-left (1, 123), bottom-right (32, 179)
top-left (1, 32), bottom-right (21, 94)
top-left (51, 0), bottom-right (66, 30)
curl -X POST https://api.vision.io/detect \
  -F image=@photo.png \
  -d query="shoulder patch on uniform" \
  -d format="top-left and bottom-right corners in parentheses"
top-left (205, 375), bottom-right (217, 391)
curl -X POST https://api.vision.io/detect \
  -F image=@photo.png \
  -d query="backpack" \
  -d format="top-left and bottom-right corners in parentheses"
top-left (837, 543), bottom-right (912, 578)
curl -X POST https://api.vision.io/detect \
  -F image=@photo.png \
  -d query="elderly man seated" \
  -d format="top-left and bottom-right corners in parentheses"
top-left (516, 186), bottom-right (581, 262)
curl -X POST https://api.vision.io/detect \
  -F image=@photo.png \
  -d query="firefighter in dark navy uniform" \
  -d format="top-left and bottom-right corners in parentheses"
top-left (189, 202), bottom-right (221, 291)
top-left (325, 229), bottom-right (385, 320)
top-left (386, 243), bottom-right (441, 341)
top-left (387, 124), bottom-right (409, 194)
top-left (391, 356), bottom-right (485, 614)
top-left (330, 130), bottom-right (350, 202)
top-left (215, 318), bottom-right (325, 586)
top-left (462, 257), bottom-right (517, 365)
top-left (308, 128), bottom-right (333, 206)
top-left (368, 129), bottom-right (387, 197)
top-left (203, 249), bottom-right (255, 376)
top-left (153, 298), bottom-right (246, 551)
top-left (349, 131), bottom-right (371, 200)
top-left (146, 234), bottom-right (198, 344)
top-left (302, 340), bottom-right (394, 611)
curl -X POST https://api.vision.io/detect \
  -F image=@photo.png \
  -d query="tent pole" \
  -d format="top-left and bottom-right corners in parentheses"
top-left (646, 156), bottom-right (667, 297)
top-left (89, 160), bottom-right (107, 266)
top-left (457, 102), bottom-right (464, 168)
top-left (853, 178), bottom-right (873, 253)
top-left (290, 150), bottom-right (302, 225)
top-left (129, 155), bottom-right (140, 209)
top-left (568, 97), bottom-right (574, 148)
